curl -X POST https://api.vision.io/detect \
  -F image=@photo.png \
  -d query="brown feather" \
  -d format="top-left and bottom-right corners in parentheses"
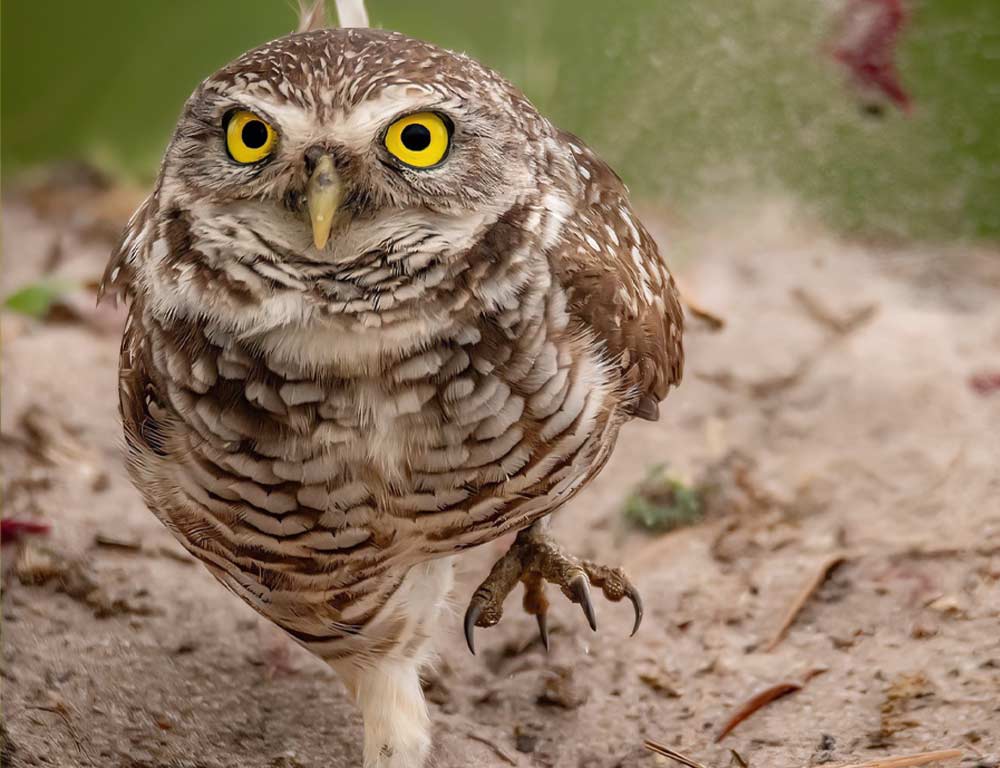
top-left (548, 130), bottom-right (684, 419)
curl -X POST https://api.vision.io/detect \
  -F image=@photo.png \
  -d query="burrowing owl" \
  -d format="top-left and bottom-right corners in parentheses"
top-left (101, 19), bottom-right (683, 768)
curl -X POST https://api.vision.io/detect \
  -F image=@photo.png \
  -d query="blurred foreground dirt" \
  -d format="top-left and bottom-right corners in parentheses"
top-left (2, 177), bottom-right (999, 767)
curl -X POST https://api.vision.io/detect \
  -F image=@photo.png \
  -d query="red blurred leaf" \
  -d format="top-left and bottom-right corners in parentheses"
top-left (1, 519), bottom-right (51, 545)
top-left (829, 0), bottom-right (912, 112)
top-left (969, 371), bottom-right (1000, 396)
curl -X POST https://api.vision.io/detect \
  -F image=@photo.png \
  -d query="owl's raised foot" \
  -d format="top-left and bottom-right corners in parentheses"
top-left (463, 522), bottom-right (642, 654)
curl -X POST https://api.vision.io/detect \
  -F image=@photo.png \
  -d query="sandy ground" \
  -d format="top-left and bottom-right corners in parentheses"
top-left (2, 178), bottom-right (999, 768)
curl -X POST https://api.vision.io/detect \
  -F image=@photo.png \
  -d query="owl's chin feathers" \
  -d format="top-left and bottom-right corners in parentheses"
top-left (135, 188), bottom-right (535, 377)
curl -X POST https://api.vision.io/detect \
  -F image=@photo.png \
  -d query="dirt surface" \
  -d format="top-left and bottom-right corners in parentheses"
top-left (2, 180), bottom-right (999, 768)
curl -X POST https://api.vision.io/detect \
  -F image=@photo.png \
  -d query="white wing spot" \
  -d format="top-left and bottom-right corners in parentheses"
top-left (630, 245), bottom-right (645, 273)
top-left (619, 207), bottom-right (641, 243)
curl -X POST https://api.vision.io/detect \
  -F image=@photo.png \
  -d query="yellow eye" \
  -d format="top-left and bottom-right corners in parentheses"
top-left (384, 112), bottom-right (450, 168)
top-left (225, 110), bottom-right (277, 164)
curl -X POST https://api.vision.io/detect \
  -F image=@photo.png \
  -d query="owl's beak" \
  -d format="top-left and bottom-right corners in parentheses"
top-left (305, 154), bottom-right (343, 250)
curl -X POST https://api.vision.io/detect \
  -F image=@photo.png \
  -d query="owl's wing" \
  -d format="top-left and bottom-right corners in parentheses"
top-left (98, 193), bottom-right (157, 304)
top-left (117, 295), bottom-right (170, 462)
top-left (547, 137), bottom-right (684, 421)
top-left (100, 192), bottom-right (172, 461)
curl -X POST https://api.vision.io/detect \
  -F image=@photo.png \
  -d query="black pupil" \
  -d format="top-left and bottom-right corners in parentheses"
top-left (241, 120), bottom-right (269, 149)
top-left (400, 123), bottom-right (432, 152)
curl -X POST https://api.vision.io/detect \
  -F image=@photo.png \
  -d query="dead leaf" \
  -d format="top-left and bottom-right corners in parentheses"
top-left (925, 594), bottom-right (966, 617)
top-left (638, 662), bottom-right (683, 698)
top-left (716, 670), bottom-right (827, 742)
top-left (876, 673), bottom-right (936, 742)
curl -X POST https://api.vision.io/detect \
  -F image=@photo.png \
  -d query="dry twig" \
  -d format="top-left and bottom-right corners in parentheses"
top-left (153, 544), bottom-right (196, 564)
top-left (643, 740), bottom-right (712, 768)
top-left (696, 356), bottom-right (814, 399)
top-left (466, 732), bottom-right (518, 766)
top-left (764, 553), bottom-right (847, 651)
top-left (888, 544), bottom-right (1000, 561)
top-left (686, 299), bottom-right (726, 331)
top-left (296, 0), bottom-right (327, 32)
top-left (27, 703), bottom-right (87, 757)
top-left (696, 291), bottom-right (877, 399)
top-left (729, 749), bottom-right (750, 767)
top-left (675, 277), bottom-right (726, 331)
top-left (791, 287), bottom-right (878, 335)
top-left (94, 532), bottom-right (142, 551)
top-left (335, 0), bottom-right (369, 27)
top-left (643, 742), bottom-right (960, 768)
top-left (833, 749), bottom-right (962, 768)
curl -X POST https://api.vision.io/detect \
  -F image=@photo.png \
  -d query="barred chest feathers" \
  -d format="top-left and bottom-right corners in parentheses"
top-left (121, 180), bottom-right (626, 606)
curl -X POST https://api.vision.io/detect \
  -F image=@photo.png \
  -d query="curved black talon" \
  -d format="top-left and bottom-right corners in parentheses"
top-left (568, 575), bottom-right (597, 631)
top-left (464, 602), bottom-right (481, 655)
top-left (627, 587), bottom-right (644, 636)
top-left (536, 612), bottom-right (550, 652)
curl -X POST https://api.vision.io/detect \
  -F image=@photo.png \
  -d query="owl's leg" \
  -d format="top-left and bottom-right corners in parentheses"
top-left (341, 659), bottom-right (431, 768)
top-left (334, 558), bottom-right (454, 768)
top-left (464, 519), bottom-right (642, 653)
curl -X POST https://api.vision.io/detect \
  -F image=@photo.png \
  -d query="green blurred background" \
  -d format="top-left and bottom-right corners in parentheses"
top-left (3, 1), bottom-right (998, 241)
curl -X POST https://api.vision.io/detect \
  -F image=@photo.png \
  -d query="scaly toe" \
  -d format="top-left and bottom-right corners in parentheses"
top-left (581, 561), bottom-right (644, 636)
top-left (463, 523), bottom-right (644, 654)
top-left (521, 572), bottom-right (552, 652)
top-left (463, 542), bottom-right (529, 655)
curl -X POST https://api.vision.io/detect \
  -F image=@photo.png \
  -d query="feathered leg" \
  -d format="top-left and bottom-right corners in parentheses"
top-left (334, 557), bottom-right (454, 768)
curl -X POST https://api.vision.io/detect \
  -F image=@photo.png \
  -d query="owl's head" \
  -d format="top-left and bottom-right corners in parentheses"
top-left (159, 27), bottom-right (549, 255)
top-left (107, 26), bottom-right (582, 365)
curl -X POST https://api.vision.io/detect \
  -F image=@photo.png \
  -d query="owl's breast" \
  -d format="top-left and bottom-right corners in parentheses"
top-left (126, 255), bottom-right (624, 595)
